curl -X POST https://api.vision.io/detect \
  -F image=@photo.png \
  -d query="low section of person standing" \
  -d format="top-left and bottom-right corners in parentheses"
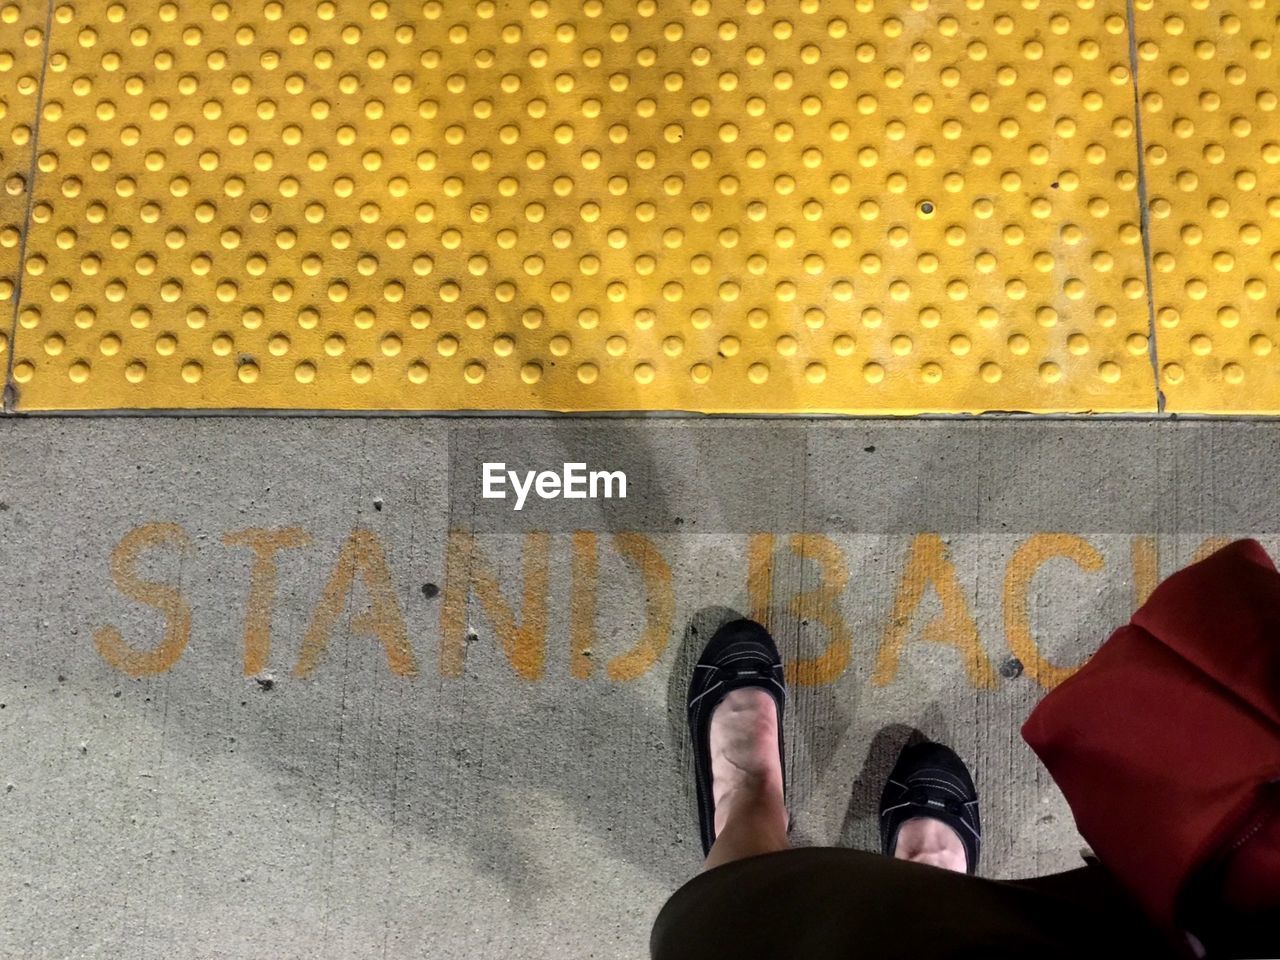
top-left (650, 618), bottom-right (1174, 960)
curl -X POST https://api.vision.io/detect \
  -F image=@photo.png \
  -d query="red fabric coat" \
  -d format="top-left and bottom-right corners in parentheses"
top-left (1022, 539), bottom-right (1280, 951)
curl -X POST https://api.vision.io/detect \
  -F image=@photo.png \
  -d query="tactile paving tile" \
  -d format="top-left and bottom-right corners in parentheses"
top-left (1135, 0), bottom-right (1280, 413)
top-left (12, 0), bottom-right (1157, 412)
top-left (0, 0), bottom-right (46, 367)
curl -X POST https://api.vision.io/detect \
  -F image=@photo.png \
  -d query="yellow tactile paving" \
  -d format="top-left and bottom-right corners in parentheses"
top-left (0, 0), bottom-right (45, 365)
top-left (1135, 0), bottom-right (1280, 414)
top-left (11, 0), bottom-right (1157, 412)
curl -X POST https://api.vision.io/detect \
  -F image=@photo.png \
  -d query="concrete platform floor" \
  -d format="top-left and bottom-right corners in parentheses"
top-left (1, 417), bottom-right (1278, 958)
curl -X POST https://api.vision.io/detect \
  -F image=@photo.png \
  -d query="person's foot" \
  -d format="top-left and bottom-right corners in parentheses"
top-left (879, 740), bottom-right (982, 875)
top-left (687, 617), bottom-right (787, 857)
top-left (708, 687), bottom-right (785, 836)
top-left (893, 816), bottom-right (968, 872)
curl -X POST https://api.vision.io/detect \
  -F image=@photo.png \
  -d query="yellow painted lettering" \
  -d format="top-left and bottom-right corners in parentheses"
top-left (873, 534), bottom-right (997, 688)
top-left (93, 523), bottom-right (193, 677)
top-left (1003, 533), bottom-right (1104, 690)
top-left (293, 528), bottom-right (417, 679)
top-left (222, 527), bottom-right (312, 676)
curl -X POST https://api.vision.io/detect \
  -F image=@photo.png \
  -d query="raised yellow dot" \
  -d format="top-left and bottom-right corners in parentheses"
top-left (747, 362), bottom-right (769, 385)
top-left (980, 362), bottom-right (1002, 384)
top-left (805, 362), bottom-right (827, 385)
top-left (577, 363), bottom-right (598, 385)
top-left (912, 361), bottom-right (938, 384)
top-left (238, 362), bottom-right (259, 384)
top-left (1098, 361), bottom-right (1121, 384)
top-left (180, 361), bottom-right (202, 384)
top-left (862, 362), bottom-right (884, 384)
top-left (352, 362), bottom-right (373, 385)
top-left (1223, 363), bottom-right (1244, 385)
top-left (1039, 362), bottom-right (1061, 384)
top-left (634, 362), bottom-right (655, 385)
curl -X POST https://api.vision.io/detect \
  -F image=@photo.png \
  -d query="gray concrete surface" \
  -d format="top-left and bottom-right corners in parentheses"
top-left (1, 417), bottom-right (1278, 959)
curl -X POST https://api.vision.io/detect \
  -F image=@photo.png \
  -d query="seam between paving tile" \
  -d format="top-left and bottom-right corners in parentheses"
top-left (1124, 0), bottom-right (1165, 414)
top-left (4, 0), bottom-right (54, 414)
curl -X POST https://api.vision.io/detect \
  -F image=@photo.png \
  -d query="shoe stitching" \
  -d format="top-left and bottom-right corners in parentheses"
top-left (688, 680), bottom-right (724, 707)
top-left (715, 653), bottom-right (775, 669)
top-left (907, 765), bottom-right (972, 780)
top-left (903, 777), bottom-right (969, 801)
top-left (879, 801), bottom-right (917, 817)
top-left (879, 799), bottom-right (979, 827)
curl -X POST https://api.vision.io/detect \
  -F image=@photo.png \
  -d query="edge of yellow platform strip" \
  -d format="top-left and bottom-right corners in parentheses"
top-left (7, 398), bottom-right (1155, 416)
top-left (5, 350), bottom-right (1158, 414)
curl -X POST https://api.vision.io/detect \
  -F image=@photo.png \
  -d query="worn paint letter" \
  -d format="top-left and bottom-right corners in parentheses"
top-left (93, 523), bottom-right (193, 677)
top-left (440, 531), bottom-right (549, 680)
top-left (873, 534), bottom-right (997, 688)
top-left (293, 528), bottom-right (417, 678)
top-left (1131, 535), bottom-right (1157, 608)
top-left (569, 531), bottom-right (598, 679)
top-left (1193, 537), bottom-right (1232, 565)
top-left (1003, 533), bottom-right (1104, 690)
top-left (786, 534), bottom-right (853, 686)
top-left (743, 533), bottom-right (852, 686)
top-left (223, 527), bottom-right (312, 676)
top-left (606, 533), bottom-right (674, 681)
top-left (747, 533), bottom-right (775, 627)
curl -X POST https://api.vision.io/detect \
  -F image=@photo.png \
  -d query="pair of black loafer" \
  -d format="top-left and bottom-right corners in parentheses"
top-left (688, 618), bottom-right (982, 873)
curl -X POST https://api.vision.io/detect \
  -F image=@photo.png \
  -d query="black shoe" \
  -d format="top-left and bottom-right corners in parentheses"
top-left (687, 618), bottom-right (787, 856)
top-left (878, 740), bottom-right (981, 875)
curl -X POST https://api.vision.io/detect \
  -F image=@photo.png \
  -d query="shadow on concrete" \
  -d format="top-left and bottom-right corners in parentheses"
top-left (837, 722), bottom-right (927, 853)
